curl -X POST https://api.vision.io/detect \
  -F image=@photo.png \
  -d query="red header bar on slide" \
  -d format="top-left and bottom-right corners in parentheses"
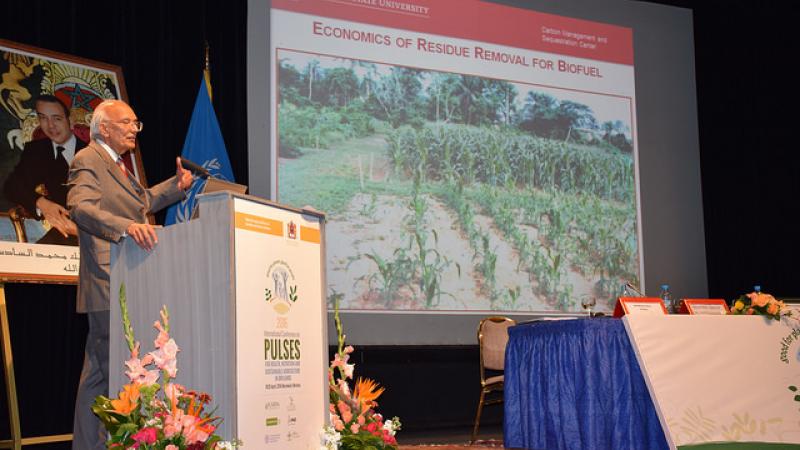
top-left (271, 0), bottom-right (633, 65)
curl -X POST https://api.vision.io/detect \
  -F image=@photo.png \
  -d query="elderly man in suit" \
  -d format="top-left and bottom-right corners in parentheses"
top-left (67, 99), bottom-right (193, 449)
top-left (3, 95), bottom-right (87, 244)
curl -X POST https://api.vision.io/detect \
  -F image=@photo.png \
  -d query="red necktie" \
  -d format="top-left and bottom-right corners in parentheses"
top-left (116, 158), bottom-right (129, 177)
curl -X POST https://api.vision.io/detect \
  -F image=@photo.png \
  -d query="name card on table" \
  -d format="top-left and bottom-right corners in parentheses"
top-left (679, 298), bottom-right (729, 315)
top-left (613, 297), bottom-right (667, 317)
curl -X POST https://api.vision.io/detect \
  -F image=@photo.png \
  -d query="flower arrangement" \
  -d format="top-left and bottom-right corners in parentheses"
top-left (730, 290), bottom-right (789, 321)
top-left (92, 285), bottom-right (240, 449)
top-left (322, 297), bottom-right (401, 450)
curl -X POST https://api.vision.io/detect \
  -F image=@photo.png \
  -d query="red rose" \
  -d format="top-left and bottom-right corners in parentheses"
top-left (383, 430), bottom-right (397, 445)
top-left (131, 427), bottom-right (157, 445)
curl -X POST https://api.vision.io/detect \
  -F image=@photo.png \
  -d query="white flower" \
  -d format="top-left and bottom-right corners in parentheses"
top-left (321, 425), bottom-right (342, 450)
top-left (383, 417), bottom-right (402, 436)
top-left (343, 363), bottom-right (354, 379)
top-left (144, 417), bottom-right (161, 428)
top-left (337, 379), bottom-right (351, 397)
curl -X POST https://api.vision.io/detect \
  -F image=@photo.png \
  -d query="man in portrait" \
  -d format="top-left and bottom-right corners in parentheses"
top-left (3, 94), bottom-right (86, 245)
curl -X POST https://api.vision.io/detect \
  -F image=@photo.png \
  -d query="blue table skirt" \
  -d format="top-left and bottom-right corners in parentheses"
top-left (504, 318), bottom-right (668, 450)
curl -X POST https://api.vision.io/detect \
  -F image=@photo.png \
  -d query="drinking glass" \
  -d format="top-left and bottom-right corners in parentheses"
top-left (581, 295), bottom-right (597, 317)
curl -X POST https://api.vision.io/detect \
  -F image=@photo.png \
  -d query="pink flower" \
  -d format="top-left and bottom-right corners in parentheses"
top-left (162, 339), bottom-right (179, 359)
top-left (124, 358), bottom-right (159, 386)
top-left (184, 425), bottom-right (210, 444)
top-left (350, 423), bottom-right (360, 434)
top-left (153, 320), bottom-right (170, 348)
top-left (123, 342), bottom-right (159, 385)
top-left (150, 338), bottom-right (180, 377)
top-left (746, 308), bottom-right (755, 315)
top-left (164, 383), bottom-right (185, 404)
top-left (131, 427), bottom-right (157, 445)
top-left (337, 400), bottom-right (352, 423)
top-left (166, 446), bottom-right (179, 450)
top-left (181, 414), bottom-right (213, 444)
top-left (343, 363), bottom-right (354, 379)
top-left (163, 359), bottom-right (178, 378)
top-left (332, 415), bottom-right (345, 431)
top-left (164, 410), bottom-right (184, 438)
top-left (331, 354), bottom-right (355, 379)
top-left (164, 407), bottom-right (212, 441)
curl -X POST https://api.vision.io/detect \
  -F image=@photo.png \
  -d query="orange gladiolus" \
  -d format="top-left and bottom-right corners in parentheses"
top-left (111, 383), bottom-right (141, 415)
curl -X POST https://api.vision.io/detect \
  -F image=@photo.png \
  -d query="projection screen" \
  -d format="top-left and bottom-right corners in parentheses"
top-left (248, 0), bottom-right (706, 344)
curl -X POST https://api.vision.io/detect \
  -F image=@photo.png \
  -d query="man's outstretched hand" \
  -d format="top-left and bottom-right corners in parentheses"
top-left (176, 157), bottom-right (193, 190)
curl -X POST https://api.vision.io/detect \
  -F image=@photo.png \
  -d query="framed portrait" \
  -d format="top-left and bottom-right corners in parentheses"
top-left (0, 39), bottom-right (144, 283)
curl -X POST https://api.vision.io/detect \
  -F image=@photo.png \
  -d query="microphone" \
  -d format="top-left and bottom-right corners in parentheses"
top-left (624, 282), bottom-right (644, 297)
top-left (180, 157), bottom-right (210, 178)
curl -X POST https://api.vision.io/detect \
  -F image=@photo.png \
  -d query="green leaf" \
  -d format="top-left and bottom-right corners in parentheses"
top-left (118, 283), bottom-right (136, 352)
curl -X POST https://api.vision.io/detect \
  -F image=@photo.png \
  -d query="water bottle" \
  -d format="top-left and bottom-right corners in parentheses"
top-left (659, 284), bottom-right (673, 314)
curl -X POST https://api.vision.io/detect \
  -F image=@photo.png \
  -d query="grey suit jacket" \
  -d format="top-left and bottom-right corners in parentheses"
top-left (67, 142), bottom-right (185, 313)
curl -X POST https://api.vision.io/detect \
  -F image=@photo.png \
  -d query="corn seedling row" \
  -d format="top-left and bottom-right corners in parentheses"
top-left (388, 123), bottom-right (634, 203)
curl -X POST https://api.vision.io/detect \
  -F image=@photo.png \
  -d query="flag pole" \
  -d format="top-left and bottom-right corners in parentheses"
top-left (164, 42), bottom-right (234, 225)
top-left (204, 41), bottom-right (212, 101)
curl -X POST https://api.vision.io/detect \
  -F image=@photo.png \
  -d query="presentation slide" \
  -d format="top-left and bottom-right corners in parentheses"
top-left (270, 0), bottom-right (641, 314)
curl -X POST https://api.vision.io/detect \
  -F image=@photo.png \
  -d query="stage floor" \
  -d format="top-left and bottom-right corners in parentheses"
top-left (398, 424), bottom-right (509, 449)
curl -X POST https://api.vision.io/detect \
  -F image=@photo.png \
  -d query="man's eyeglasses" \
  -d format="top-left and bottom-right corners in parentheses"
top-left (108, 119), bottom-right (144, 132)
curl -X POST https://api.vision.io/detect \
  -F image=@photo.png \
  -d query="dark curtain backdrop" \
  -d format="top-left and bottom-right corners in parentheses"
top-left (653, 0), bottom-right (800, 300)
top-left (3, 0), bottom-right (800, 446)
top-left (0, 0), bottom-right (246, 447)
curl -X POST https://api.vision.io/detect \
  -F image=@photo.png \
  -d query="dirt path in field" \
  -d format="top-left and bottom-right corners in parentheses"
top-left (471, 214), bottom-right (541, 310)
top-left (514, 222), bottom-right (598, 310)
top-left (327, 189), bottom-right (600, 312)
top-left (328, 193), bottom-right (486, 310)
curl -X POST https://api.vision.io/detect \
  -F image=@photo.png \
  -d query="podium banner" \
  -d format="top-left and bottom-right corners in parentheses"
top-left (624, 315), bottom-right (800, 449)
top-left (233, 197), bottom-right (327, 448)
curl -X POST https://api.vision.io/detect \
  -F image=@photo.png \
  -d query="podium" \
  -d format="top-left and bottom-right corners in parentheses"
top-left (109, 192), bottom-right (328, 448)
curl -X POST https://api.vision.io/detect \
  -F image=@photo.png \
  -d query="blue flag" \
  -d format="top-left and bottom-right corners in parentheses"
top-left (165, 76), bottom-right (234, 225)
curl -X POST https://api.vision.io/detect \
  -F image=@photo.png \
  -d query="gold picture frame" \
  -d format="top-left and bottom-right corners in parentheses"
top-left (0, 39), bottom-right (145, 283)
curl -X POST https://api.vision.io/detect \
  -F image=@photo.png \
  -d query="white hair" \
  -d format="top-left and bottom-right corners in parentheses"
top-left (89, 100), bottom-right (121, 140)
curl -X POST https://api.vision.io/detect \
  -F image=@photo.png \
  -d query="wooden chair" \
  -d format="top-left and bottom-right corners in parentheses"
top-left (471, 316), bottom-right (516, 443)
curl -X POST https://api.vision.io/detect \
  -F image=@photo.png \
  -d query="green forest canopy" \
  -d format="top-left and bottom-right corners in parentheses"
top-left (278, 57), bottom-right (632, 153)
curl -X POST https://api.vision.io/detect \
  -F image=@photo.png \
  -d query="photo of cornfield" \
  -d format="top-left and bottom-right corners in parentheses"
top-left (276, 50), bottom-right (639, 312)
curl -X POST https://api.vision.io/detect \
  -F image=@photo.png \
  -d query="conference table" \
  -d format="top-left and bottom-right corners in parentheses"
top-left (503, 318), bottom-right (668, 450)
top-left (504, 315), bottom-right (800, 450)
